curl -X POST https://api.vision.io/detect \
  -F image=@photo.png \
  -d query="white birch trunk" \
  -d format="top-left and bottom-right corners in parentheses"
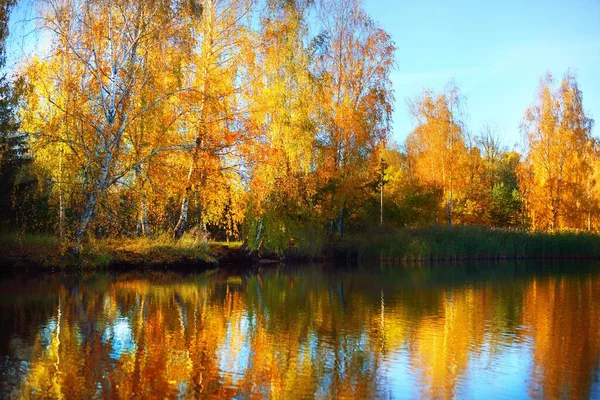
top-left (135, 165), bottom-right (150, 237)
top-left (72, 149), bottom-right (113, 254)
top-left (173, 1), bottom-right (214, 240)
top-left (139, 197), bottom-right (150, 236)
top-left (174, 160), bottom-right (194, 240)
top-left (58, 148), bottom-right (65, 242)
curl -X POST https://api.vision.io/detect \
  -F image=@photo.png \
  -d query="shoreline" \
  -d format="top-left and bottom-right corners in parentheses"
top-left (3, 227), bottom-right (600, 270)
top-left (3, 247), bottom-right (600, 272)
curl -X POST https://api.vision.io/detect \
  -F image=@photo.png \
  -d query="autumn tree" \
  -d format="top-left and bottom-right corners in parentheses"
top-left (518, 71), bottom-right (595, 231)
top-left (406, 82), bottom-right (467, 226)
top-left (0, 74), bottom-right (32, 231)
top-left (0, 0), bottom-right (43, 232)
top-left (489, 151), bottom-right (523, 227)
top-left (243, 0), bottom-right (396, 251)
top-left (243, 0), bottom-right (323, 253)
top-left (368, 144), bottom-right (440, 228)
top-left (22, 0), bottom-right (203, 252)
top-left (456, 124), bottom-right (523, 228)
top-left (171, 0), bottom-right (254, 240)
top-left (316, 0), bottom-right (396, 237)
top-left (585, 142), bottom-right (600, 230)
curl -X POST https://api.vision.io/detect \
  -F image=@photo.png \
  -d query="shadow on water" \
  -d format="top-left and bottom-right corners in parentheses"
top-left (0, 260), bottom-right (599, 399)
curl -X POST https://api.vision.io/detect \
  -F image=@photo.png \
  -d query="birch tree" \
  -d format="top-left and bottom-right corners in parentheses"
top-left (243, 0), bottom-right (324, 252)
top-left (30, 0), bottom-right (199, 252)
top-left (317, 0), bottom-right (395, 237)
top-left (173, 0), bottom-right (254, 239)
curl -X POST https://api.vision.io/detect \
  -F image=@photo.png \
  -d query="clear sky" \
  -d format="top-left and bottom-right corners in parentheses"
top-left (364, 0), bottom-right (600, 149)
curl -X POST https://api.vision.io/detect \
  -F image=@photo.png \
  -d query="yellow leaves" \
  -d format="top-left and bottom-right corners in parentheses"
top-left (407, 84), bottom-right (467, 194)
top-left (519, 71), bottom-right (595, 231)
top-left (13, 0), bottom-right (400, 242)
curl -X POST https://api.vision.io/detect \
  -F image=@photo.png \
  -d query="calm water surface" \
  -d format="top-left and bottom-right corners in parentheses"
top-left (1, 262), bottom-right (599, 399)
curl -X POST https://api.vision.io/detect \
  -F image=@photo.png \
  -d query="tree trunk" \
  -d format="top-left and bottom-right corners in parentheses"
top-left (447, 189), bottom-right (453, 227)
top-left (135, 166), bottom-right (150, 237)
top-left (174, 159), bottom-right (194, 240)
top-left (173, 2), bottom-right (213, 240)
top-left (58, 148), bottom-right (65, 243)
top-left (59, 190), bottom-right (65, 242)
top-left (71, 151), bottom-right (112, 254)
top-left (72, 184), bottom-right (100, 254)
top-left (174, 188), bottom-right (191, 240)
top-left (255, 218), bottom-right (263, 245)
top-left (380, 175), bottom-right (384, 227)
top-left (337, 205), bottom-right (344, 238)
top-left (138, 197), bottom-right (150, 236)
top-left (551, 206), bottom-right (558, 232)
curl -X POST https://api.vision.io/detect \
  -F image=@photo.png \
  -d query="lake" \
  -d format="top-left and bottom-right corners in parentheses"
top-left (0, 262), bottom-right (599, 399)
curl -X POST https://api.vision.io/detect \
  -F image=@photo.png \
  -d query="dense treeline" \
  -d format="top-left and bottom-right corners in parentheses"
top-left (0, 0), bottom-right (597, 256)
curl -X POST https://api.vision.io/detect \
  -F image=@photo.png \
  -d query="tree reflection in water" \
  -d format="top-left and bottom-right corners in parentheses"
top-left (0, 263), bottom-right (599, 399)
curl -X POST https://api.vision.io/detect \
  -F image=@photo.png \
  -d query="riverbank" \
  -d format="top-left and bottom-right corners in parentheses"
top-left (2, 227), bottom-right (600, 269)
top-left (0, 233), bottom-right (247, 270)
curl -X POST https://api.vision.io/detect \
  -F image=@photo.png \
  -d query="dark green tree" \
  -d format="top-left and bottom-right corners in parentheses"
top-left (0, 0), bottom-right (48, 231)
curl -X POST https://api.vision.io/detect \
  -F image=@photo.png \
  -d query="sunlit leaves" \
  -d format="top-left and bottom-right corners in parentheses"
top-left (519, 71), bottom-right (595, 231)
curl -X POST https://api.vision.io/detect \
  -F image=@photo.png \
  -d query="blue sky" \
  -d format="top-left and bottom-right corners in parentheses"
top-left (364, 0), bottom-right (600, 149)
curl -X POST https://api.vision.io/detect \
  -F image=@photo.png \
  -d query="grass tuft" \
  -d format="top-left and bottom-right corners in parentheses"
top-left (107, 232), bottom-right (215, 265)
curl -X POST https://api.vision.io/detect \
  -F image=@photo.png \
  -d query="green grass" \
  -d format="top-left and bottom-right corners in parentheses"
top-left (0, 232), bottom-right (113, 268)
top-left (0, 232), bottom-right (59, 249)
top-left (0, 232), bottom-right (59, 263)
top-left (209, 241), bottom-right (243, 249)
top-left (4, 226), bottom-right (600, 268)
top-left (346, 225), bottom-right (600, 261)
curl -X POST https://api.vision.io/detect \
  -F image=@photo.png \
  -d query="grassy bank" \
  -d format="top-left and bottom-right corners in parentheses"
top-left (0, 233), bottom-right (219, 269)
top-left (3, 226), bottom-right (600, 269)
top-left (342, 226), bottom-right (600, 262)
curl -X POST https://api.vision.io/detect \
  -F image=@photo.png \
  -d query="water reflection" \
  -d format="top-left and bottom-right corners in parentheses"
top-left (0, 263), bottom-right (599, 399)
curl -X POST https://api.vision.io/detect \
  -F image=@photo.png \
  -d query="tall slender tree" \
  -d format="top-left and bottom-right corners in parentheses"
top-left (173, 0), bottom-right (254, 240)
top-left (317, 0), bottom-right (396, 237)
